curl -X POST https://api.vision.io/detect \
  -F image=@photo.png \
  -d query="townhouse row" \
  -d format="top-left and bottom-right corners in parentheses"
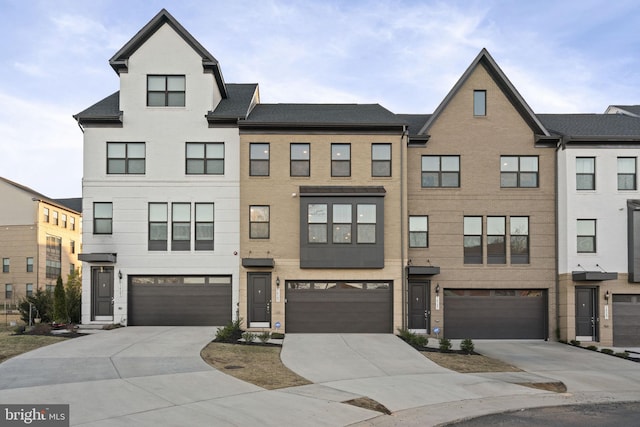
top-left (73, 9), bottom-right (640, 346)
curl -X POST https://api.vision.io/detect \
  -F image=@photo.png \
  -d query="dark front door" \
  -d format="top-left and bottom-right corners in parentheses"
top-left (576, 287), bottom-right (598, 340)
top-left (92, 267), bottom-right (114, 318)
top-left (248, 273), bottom-right (271, 325)
top-left (409, 281), bottom-right (429, 330)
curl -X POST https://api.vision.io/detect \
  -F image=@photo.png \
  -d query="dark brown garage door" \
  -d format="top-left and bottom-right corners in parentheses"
top-left (285, 281), bottom-right (392, 333)
top-left (444, 289), bottom-right (546, 339)
top-left (613, 294), bottom-right (640, 347)
top-left (128, 276), bottom-right (232, 326)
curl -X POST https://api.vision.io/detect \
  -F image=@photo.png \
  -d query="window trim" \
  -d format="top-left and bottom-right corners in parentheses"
top-left (195, 203), bottom-right (215, 251)
top-left (43, 207), bottom-right (49, 223)
top-left (148, 203), bottom-right (168, 251)
top-left (487, 216), bottom-right (506, 264)
top-left (371, 143), bottom-right (392, 177)
top-left (186, 142), bottom-right (225, 175)
top-left (2, 258), bottom-right (9, 273)
top-left (618, 157), bottom-right (637, 191)
top-left (107, 142), bottom-right (146, 175)
top-left (331, 143), bottom-right (351, 177)
top-left (409, 216), bottom-right (429, 248)
top-left (290, 143), bottom-right (310, 177)
top-left (510, 216), bottom-right (530, 264)
top-left (421, 155), bottom-right (460, 188)
top-left (26, 257), bottom-right (34, 272)
top-left (473, 90), bottom-right (486, 116)
top-left (5, 284), bottom-right (12, 300)
top-left (250, 205), bottom-right (270, 239)
top-left (171, 203), bottom-right (191, 251)
top-left (500, 155), bottom-right (539, 188)
top-left (93, 202), bottom-right (113, 235)
top-left (577, 219), bottom-right (597, 253)
top-left (147, 74), bottom-right (186, 107)
top-left (576, 157), bottom-right (596, 191)
top-left (332, 204), bottom-right (352, 244)
top-left (250, 143), bottom-right (270, 177)
top-left (464, 216), bottom-right (483, 264)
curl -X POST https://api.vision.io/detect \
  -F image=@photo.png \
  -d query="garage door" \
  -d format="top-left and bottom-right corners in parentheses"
top-left (444, 289), bottom-right (546, 339)
top-left (128, 276), bottom-right (232, 326)
top-left (286, 281), bottom-right (392, 333)
top-left (613, 294), bottom-right (640, 347)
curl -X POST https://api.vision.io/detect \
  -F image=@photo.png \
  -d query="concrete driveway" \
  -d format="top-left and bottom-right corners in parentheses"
top-left (0, 327), bottom-right (379, 426)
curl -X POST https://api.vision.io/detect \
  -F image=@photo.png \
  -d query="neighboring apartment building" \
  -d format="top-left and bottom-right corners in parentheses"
top-left (238, 104), bottom-right (407, 333)
top-left (540, 111), bottom-right (640, 346)
top-left (0, 177), bottom-right (81, 306)
top-left (74, 10), bottom-right (257, 326)
top-left (401, 50), bottom-right (558, 339)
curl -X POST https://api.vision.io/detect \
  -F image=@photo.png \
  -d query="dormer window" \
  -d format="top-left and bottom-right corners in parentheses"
top-left (147, 75), bottom-right (185, 107)
top-left (473, 90), bottom-right (486, 116)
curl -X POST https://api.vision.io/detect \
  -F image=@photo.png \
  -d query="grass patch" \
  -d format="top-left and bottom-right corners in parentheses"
top-left (0, 329), bottom-right (67, 363)
top-left (201, 342), bottom-right (311, 390)
top-left (421, 351), bottom-right (523, 373)
top-left (343, 397), bottom-right (391, 415)
top-left (519, 381), bottom-right (567, 393)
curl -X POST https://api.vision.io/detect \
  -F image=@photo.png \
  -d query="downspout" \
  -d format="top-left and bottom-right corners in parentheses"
top-left (554, 138), bottom-right (563, 341)
top-left (400, 126), bottom-right (408, 330)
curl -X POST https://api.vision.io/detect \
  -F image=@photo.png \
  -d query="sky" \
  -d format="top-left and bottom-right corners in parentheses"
top-left (0, 0), bottom-right (639, 198)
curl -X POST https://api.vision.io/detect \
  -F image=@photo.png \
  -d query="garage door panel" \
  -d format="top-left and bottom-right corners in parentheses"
top-left (444, 291), bottom-right (546, 339)
top-left (286, 287), bottom-right (392, 333)
top-left (129, 282), bottom-right (231, 326)
top-left (613, 295), bottom-right (640, 347)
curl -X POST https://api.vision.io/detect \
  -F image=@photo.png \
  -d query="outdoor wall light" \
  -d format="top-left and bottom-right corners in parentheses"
top-left (118, 270), bottom-right (123, 280)
top-left (276, 277), bottom-right (280, 287)
top-left (604, 290), bottom-right (610, 301)
top-left (435, 284), bottom-right (440, 295)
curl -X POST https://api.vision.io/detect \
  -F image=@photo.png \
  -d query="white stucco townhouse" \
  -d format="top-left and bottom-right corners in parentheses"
top-left (74, 9), bottom-right (258, 326)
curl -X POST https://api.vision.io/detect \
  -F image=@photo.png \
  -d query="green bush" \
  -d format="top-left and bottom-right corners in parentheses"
top-left (397, 328), bottom-right (428, 348)
top-left (215, 318), bottom-right (244, 343)
top-left (258, 331), bottom-right (271, 344)
top-left (460, 338), bottom-right (474, 354)
top-left (615, 352), bottom-right (629, 359)
top-left (570, 339), bottom-right (581, 346)
top-left (65, 269), bottom-right (82, 324)
top-left (586, 345), bottom-right (598, 351)
top-left (271, 332), bottom-right (285, 339)
top-left (18, 289), bottom-right (53, 324)
top-left (439, 337), bottom-right (452, 352)
top-left (601, 348), bottom-right (614, 355)
top-left (53, 276), bottom-right (67, 323)
top-left (242, 331), bottom-right (256, 344)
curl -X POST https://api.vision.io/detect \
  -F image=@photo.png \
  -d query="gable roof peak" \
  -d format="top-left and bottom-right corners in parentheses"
top-left (109, 9), bottom-right (227, 98)
top-left (419, 48), bottom-right (549, 137)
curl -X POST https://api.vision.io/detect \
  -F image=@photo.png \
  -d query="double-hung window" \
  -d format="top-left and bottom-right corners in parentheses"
top-left (409, 216), bottom-right (428, 247)
top-left (501, 156), bottom-right (538, 188)
top-left (186, 143), bottom-right (224, 175)
top-left (107, 142), bottom-right (145, 174)
top-left (576, 157), bottom-right (595, 190)
top-left (250, 143), bottom-right (270, 176)
top-left (26, 257), bottom-right (33, 272)
top-left (422, 156), bottom-right (460, 187)
top-left (577, 219), bottom-right (596, 253)
top-left (618, 157), bottom-right (637, 190)
top-left (172, 203), bottom-right (191, 251)
top-left (52, 211), bottom-right (58, 225)
top-left (93, 203), bottom-right (112, 234)
top-left (70, 241), bottom-right (75, 254)
top-left (43, 208), bottom-right (49, 223)
top-left (332, 204), bottom-right (352, 244)
top-left (308, 204), bottom-right (328, 243)
top-left (291, 143), bottom-right (310, 177)
top-left (5, 284), bottom-right (12, 300)
top-left (147, 75), bottom-right (185, 107)
top-left (26, 284), bottom-right (33, 297)
top-left (148, 203), bottom-right (168, 251)
top-left (250, 206), bottom-right (270, 239)
top-left (464, 216), bottom-right (483, 264)
top-left (510, 217), bottom-right (529, 264)
top-left (2, 258), bottom-right (8, 273)
top-left (331, 144), bottom-right (351, 177)
top-left (372, 144), bottom-right (391, 177)
top-left (357, 204), bottom-right (376, 243)
top-left (61, 214), bottom-right (67, 228)
top-left (487, 217), bottom-right (506, 264)
top-left (195, 203), bottom-right (214, 250)
top-left (70, 216), bottom-right (75, 230)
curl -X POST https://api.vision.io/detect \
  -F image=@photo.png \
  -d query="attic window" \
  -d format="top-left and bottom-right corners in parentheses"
top-left (473, 90), bottom-right (486, 116)
top-left (147, 75), bottom-right (185, 107)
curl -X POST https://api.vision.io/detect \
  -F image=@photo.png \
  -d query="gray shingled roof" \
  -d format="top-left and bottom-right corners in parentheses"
top-left (538, 114), bottom-right (640, 138)
top-left (242, 103), bottom-right (404, 126)
top-left (55, 198), bottom-right (83, 213)
top-left (208, 84), bottom-right (258, 120)
top-left (611, 105), bottom-right (640, 116)
top-left (397, 114), bottom-right (430, 137)
top-left (73, 92), bottom-right (121, 123)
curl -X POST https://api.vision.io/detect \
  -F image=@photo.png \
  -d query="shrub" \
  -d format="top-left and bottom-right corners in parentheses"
top-left (242, 331), bottom-right (257, 344)
top-left (258, 331), bottom-right (271, 344)
top-left (601, 348), bottom-right (614, 355)
top-left (397, 328), bottom-right (427, 349)
top-left (18, 289), bottom-right (53, 324)
top-left (215, 318), bottom-right (243, 343)
top-left (29, 323), bottom-right (52, 335)
top-left (439, 337), bottom-right (452, 352)
top-left (460, 338), bottom-right (474, 354)
top-left (570, 339), bottom-right (581, 346)
top-left (271, 332), bottom-right (285, 339)
top-left (615, 352), bottom-right (629, 359)
top-left (53, 276), bottom-right (67, 323)
top-left (586, 345), bottom-right (598, 351)
top-left (65, 269), bottom-right (82, 324)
